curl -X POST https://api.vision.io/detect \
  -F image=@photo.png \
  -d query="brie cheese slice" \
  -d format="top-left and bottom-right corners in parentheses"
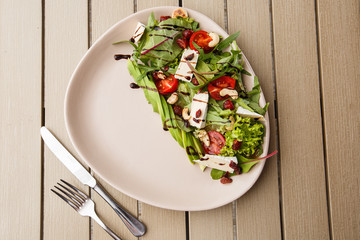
top-left (132, 22), bottom-right (145, 43)
top-left (189, 92), bottom-right (209, 129)
top-left (236, 106), bottom-right (264, 120)
top-left (175, 49), bottom-right (199, 82)
top-left (194, 154), bottom-right (238, 173)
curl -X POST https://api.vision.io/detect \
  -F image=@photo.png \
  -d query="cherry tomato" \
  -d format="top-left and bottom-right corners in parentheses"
top-left (207, 85), bottom-right (223, 101)
top-left (154, 74), bottom-right (178, 95)
top-left (189, 31), bottom-right (213, 53)
top-left (207, 76), bottom-right (236, 100)
top-left (203, 131), bottom-right (225, 155)
top-left (160, 16), bottom-right (171, 22)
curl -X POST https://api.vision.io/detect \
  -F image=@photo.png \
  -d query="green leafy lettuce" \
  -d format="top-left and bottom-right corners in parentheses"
top-left (138, 14), bottom-right (199, 68)
top-left (235, 76), bottom-right (269, 115)
top-left (220, 115), bottom-right (265, 157)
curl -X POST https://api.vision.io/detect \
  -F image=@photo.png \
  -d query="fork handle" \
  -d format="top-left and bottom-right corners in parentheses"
top-left (90, 211), bottom-right (122, 240)
top-left (93, 184), bottom-right (146, 237)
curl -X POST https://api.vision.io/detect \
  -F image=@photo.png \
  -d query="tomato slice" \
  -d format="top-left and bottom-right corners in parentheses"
top-left (207, 76), bottom-right (236, 100)
top-left (155, 74), bottom-right (178, 95)
top-left (207, 85), bottom-right (223, 101)
top-left (189, 30), bottom-right (213, 53)
top-left (203, 131), bottom-right (226, 155)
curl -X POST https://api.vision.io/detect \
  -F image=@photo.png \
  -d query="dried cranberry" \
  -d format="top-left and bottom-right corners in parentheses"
top-left (232, 140), bottom-right (242, 150)
top-left (160, 16), bottom-right (171, 22)
top-left (235, 168), bottom-right (242, 175)
top-left (223, 99), bottom-right (235, 110)
top-left (229, 161), bottom-right (238, 169)
top-left (220, 174), bottom-right (233, 184)
top-left (196, 109), bottom-right (202, 118)
top-left (173, 105), bottom-right (182, 116)
top-left (185, 53), bottom-right (194, 61)
top-left (182, 30), bottom-right (194, 40)
top-left (163, 66), bottom-right (169, 72)
top-left (229, 160), bottom-right (242, 175)
top-left (176, 38), bottom-right (188, 49)
top-left (193, 118), bottom-right (200, 123)
top-left (191, 76), bottom-right (199, 86)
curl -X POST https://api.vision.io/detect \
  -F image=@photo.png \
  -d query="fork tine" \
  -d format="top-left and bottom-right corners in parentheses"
top-left (57, 182), bottom-right (85, 203)
top-left (51, 189), bottom-right (79, 210)
top-left (54, 186), bottom-right (82, 207)
top-left (60, 179), bottom-right (88, 199)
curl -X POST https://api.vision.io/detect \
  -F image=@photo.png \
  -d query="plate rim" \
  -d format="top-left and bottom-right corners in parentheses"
top-left (64, 6), bottom-right (269, 211)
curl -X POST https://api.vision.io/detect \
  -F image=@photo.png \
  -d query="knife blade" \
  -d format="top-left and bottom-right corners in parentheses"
top-left (40, 126), bottom-right (146, 237)
top-left (40, 127), bottom-right (96, 187)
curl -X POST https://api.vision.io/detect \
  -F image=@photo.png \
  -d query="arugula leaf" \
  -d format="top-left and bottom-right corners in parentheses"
top-left (247, 76), bottom-right (261, 101)
top-left (235, 98), bottom-right (255, 112)
top-left (247, 76), bottom-right (269, 115)
top-left (176, 82), bottom-right (196, 107)
top-left (216, 31), bottom-right (240, 51)
top-left (211, 169), bottom-right (225, 180)
top-left (237, 155), bottom-right (259, 173)
top-left (127, 60), bottom-right (160, 113)
top-left (147, 12), bottom-right (157, 27)
top-left (140, 29), bottom-right (182, 67)
top-left (159, 17), bottom-right (197, 30)
top-left (234, 76), bottom-right (269, 115)
top-left (206, 111), bottom-right (231, 126)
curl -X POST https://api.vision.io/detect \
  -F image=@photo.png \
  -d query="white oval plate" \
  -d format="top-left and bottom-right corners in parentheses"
top-left (65, 6), bottom-right (269, 211)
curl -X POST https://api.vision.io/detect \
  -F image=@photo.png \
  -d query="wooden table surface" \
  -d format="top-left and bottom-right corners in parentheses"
top-left (1, 0), bottom-right (359, 239)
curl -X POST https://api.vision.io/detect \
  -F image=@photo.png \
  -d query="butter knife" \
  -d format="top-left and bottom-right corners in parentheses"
top-left (40, 126), bottom-right (146, 237)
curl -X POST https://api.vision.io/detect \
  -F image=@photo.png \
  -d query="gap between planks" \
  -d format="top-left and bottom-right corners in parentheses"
top-left (268, 0), bottom-right (284, 239)
top-left (313, 0), bottom-right (333, 239)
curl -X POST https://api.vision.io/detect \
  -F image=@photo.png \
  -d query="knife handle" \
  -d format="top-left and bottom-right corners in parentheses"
top-left (93, 184), bottom-right (146, 237)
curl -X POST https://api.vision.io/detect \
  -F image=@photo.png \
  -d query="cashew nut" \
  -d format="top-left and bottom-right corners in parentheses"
top-left (182, 107), bottom-right (191, 120)
top-left (172, 8), bottom-right (188, 18)
top-left (194, 130), bottom-right (210, 147)
top-left (208, 32), bottom-right (220, 48)
top-left (157, 71), bottom-right (166, 80)
top-left (225, 116), bottom-right (235, 131)
top-left (167, 92), bottom-right (178, 105)
top-left (220, 88), bottom-right (238, 99)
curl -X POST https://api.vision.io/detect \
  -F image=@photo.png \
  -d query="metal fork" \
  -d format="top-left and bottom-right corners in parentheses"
top-left (51, 179), bottom-right (121, 240)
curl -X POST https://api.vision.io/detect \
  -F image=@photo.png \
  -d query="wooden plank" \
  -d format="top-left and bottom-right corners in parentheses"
top-left (189, 204), bottom-right (233, 240)
top-left (136, 0), bottom-right (177, 11)
top-left (316, 0), bottom-right (360, 238)
top-left (182, 1), bottom-right (233, 239)
top-left (136, 1), bottom-right (186, 240)
top-left (0, 0), bottom-right (42, 239)
top-left (183, 0), bottom-right (225, 28)
top-left (227, 0), bottom-right (282, 239)
top-left (43, 1), bottom-right (90, 239)
top-left (139, 205), bottom-right (186, 240)
top-left (271, 0), bottom-right (330, 239)
top-left (90, 1), bottom-right (138, 239)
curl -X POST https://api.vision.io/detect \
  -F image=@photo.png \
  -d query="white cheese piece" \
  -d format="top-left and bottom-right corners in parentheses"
top-left (189, 92), bottom-right (209, 128)
top-left (236, 106), bottom-right (264, 120)
top-left (175, 49), bottom-right (199, 82)
top-left (132, 22), bottom-right (145, 43)
top-left (194, 154), bottom-right (238, 173)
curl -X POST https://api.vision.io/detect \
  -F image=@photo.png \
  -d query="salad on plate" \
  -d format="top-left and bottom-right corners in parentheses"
top-left (114, 8), bottom-right (276, 184)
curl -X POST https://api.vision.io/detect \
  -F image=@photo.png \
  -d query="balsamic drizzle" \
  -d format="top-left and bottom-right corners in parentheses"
top-left (114, 54), bottom-right (131, 60)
